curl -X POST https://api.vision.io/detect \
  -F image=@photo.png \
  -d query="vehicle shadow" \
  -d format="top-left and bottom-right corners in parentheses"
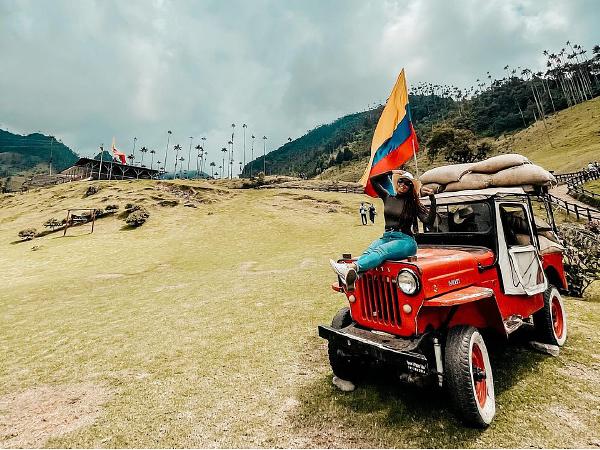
top-left (292, 327), bottom-right (548, 447)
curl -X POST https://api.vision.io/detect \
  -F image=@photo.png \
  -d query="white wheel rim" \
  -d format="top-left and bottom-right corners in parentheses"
top-left (550, 288), bottom-right (567, 346)
top-left (469, 331), bottom-right (496, 424)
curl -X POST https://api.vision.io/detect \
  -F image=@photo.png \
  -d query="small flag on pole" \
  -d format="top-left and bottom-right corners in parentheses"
top-left (360, 69), bottom-right (419, 197)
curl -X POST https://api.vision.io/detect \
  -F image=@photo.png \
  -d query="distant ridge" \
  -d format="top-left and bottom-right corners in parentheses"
top-left (0, 129), bottom-right (78, 177)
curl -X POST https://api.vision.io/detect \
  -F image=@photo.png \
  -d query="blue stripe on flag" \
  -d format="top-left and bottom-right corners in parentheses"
top-left (372, 105), bottom-right (412, 167)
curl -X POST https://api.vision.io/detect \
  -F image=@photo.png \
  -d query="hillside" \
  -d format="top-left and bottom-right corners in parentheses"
top-left (317, 96), bottom-right (600, 182)
top-left (0, 180), bottom-right (599, 447)
top-left (501, 96), bottom-right (600, 172)
top-left (0, 129), bottom-right (79, 177)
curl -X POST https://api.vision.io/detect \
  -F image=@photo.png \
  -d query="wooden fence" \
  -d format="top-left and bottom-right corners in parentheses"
top-left (565, 170), bottom-right (600, 199)
top-left (545, 193), bottom-right (600, 222)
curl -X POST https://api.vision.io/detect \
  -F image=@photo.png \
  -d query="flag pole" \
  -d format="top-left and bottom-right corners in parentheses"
top-left (412, 137), bottom-right (419, 179)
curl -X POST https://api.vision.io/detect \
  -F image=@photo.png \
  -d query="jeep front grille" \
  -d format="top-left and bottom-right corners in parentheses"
top-left (357, 272), bottom-right (402, 328)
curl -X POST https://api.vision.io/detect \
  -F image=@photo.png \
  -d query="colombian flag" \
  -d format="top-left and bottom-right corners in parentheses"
top-left (360, 69), bottom-right (418, 197)
top-left (111, 137), bottom-right (127, 165)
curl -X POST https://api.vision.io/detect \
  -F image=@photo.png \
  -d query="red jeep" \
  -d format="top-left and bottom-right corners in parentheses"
top-left (319, 187), bottom-right (567, 427)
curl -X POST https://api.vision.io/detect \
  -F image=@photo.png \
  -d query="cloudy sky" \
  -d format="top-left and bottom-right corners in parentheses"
top-left (1, 0), bottom-right (598, 169)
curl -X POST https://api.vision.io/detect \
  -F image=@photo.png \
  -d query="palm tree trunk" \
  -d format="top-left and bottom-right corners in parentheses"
top-left (543, 78), bottom-right (556, 113)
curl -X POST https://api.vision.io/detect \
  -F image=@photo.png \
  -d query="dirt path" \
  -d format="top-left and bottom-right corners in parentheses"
top-left (550, 184), bottom-right (600, 212)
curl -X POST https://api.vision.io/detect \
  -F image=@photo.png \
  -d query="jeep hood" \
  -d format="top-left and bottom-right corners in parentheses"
top-left (413, 246), bottom-right (495, 299)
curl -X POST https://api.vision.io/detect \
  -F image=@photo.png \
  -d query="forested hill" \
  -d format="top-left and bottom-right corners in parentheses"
top-left (0, 129), bottom-right (79, 177)
top-left (245, 43), bottom-right (599, 179)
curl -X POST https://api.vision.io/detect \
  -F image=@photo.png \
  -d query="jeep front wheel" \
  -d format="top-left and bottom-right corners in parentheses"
top-left (327, 307), bottom-right (363, 382)
top-left (533, 285), bottom-right (567, 346)
top-left (445, 326), bottom-right (496, 427)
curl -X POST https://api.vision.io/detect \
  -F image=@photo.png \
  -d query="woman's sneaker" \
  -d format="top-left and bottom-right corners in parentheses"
top-left (329, 260), bottom-right (357, 291)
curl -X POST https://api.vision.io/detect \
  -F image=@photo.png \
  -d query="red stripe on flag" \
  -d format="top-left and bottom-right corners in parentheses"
top-left (364, 127), bottom-right (418, 197)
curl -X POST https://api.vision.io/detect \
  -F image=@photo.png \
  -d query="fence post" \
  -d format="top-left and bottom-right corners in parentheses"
top-left (574, 204), bottom-right (580, 220)
top-left (565, 202), bottom-right (569, 216)
top-left (588, 209), bottom-right (593, 222)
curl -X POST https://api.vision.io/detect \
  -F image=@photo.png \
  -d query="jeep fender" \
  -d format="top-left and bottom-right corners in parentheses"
top-left (416, 286), bottom-right (506, 336)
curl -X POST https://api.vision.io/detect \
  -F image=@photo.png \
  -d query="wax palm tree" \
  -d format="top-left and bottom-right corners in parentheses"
top-left (221, 147), bottom-right (227, 179)
top-left (210, 161), bottom-right (216, 178)
top-left (140, 147), bottom-right (148, 166)
top-left (250, 135), bottom-right (255, 178)
top-left (218, 164), bottom-right (223, 178)
top-left (194, 144), bottom-right (202, 178)
top-left (127, 154), bottom-right (134, 165)
top-left (179, 156), bottom-right (185, 179)
top-left (227, 140), bottom-right (233, 179)
top-left (262, 136), bottom-right (267, 174)
top-left (201, 137), bottom-right (207, 174)
top-left (230, 124), bottom-right (235, 179)
top-left (174, 144), bottom-right (182, 176)
top-left (242, 124), bottom-right (247, 174)
top-left (150, 149), bottom-right (156, 170)
top-left (163, 131), bottom-right (172, 178)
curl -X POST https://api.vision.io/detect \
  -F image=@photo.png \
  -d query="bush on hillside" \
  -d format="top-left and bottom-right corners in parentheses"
top-left (559, 223), bottom-right (600, 297)
top-left (84, 185), bottom-right (100, 197)
top-left (43, 218), bottom-right (62, 231)
top-left (125, 207), bottom-right (150, 227)
top-left (105, 204), bottom-right (119, 211)
top-left (18, 228), bottom-right (37, 241)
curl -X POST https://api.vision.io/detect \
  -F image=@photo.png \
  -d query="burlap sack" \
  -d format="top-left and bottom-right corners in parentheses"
top-left (470, 154), bottom-right (530, 174)
top-left (419, 163), bottom-right (473, 185)
top-left (491, 164), bottom-right (556, 187)
top-left (445, 173), bottom-right (493, 192)
top-left (420, 182), bottom-right (444, 195)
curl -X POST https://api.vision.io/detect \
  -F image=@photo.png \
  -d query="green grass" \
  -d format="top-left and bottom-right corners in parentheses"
top-left (585, 179), bottom-right (600, 195)
top-left (499, 96), bottom-right (600, 173)
top-left (0, 180), bottom-right (599, 448)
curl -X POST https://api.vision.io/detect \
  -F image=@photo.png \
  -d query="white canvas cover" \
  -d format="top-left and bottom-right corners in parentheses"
top-left (495, 201), bottom-right (547, 295)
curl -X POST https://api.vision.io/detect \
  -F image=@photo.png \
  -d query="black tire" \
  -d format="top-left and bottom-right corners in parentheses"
top-left (327, 307), bottom-right (362, 381)
top-left (533, 285), bottom-right (567, 346)
top-left (445, 326), bottom-right (496, 428)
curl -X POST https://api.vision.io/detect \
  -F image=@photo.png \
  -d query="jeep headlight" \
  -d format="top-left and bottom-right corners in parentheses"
top-left (396, 269), bottom-right (420, 295)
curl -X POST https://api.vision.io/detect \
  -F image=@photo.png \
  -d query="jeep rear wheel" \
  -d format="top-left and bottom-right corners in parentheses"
top-left (533, 285), bottom-right (567, 346)
top-left (445, 326), bottom-right (496, 428)
top-left (328, 307), bottom-right (363, 382)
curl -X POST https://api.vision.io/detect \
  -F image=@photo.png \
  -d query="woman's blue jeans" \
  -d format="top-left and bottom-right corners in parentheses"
top-left (356, 231), bottom-right (417, 272)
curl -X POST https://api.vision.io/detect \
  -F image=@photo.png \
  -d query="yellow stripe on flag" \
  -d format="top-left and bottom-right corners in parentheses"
top-left (359, 69), bottom-right (409, 187)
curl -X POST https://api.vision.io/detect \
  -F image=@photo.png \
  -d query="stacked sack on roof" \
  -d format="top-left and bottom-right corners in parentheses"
top-left (419, 154), bottom-right (556, 194)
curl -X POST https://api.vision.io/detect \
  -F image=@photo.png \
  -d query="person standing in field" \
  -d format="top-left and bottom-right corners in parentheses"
top-left (368, 203), bottom-right (376, 225)
top-left (359, 202), bottom-right (367, 225)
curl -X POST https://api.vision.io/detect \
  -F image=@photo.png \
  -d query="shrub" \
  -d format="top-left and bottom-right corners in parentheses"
top-left (18, 228), bottom-right (37, 241)
top-left (43, 218), bottom-right (62, 231)
top-left (105, 204), bottom-right (119, 211)
top-left (125, 208), bottom-right (149, 227)
top-left (124, 203), bottom-right (139, 212)
top-left (84, 185), bottom-right (99, 197)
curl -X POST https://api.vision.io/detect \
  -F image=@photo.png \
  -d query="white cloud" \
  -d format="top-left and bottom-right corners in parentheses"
top-left (0, 0), bottom-right (598, 172)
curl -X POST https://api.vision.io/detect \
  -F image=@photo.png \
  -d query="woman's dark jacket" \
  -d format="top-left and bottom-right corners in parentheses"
top-left (371, 173), bottom-right (437, 236)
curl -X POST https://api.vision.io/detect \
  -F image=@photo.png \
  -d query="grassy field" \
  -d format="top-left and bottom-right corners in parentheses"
top-left (1, 180), bottom-right (599, 448)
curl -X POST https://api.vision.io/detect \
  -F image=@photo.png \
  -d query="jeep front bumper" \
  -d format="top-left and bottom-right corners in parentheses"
top-left (318, 324), bottom-right (430, 376)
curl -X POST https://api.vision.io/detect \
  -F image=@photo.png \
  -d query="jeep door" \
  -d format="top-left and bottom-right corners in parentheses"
top-left (495, 201), bottom-right (547, 295)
